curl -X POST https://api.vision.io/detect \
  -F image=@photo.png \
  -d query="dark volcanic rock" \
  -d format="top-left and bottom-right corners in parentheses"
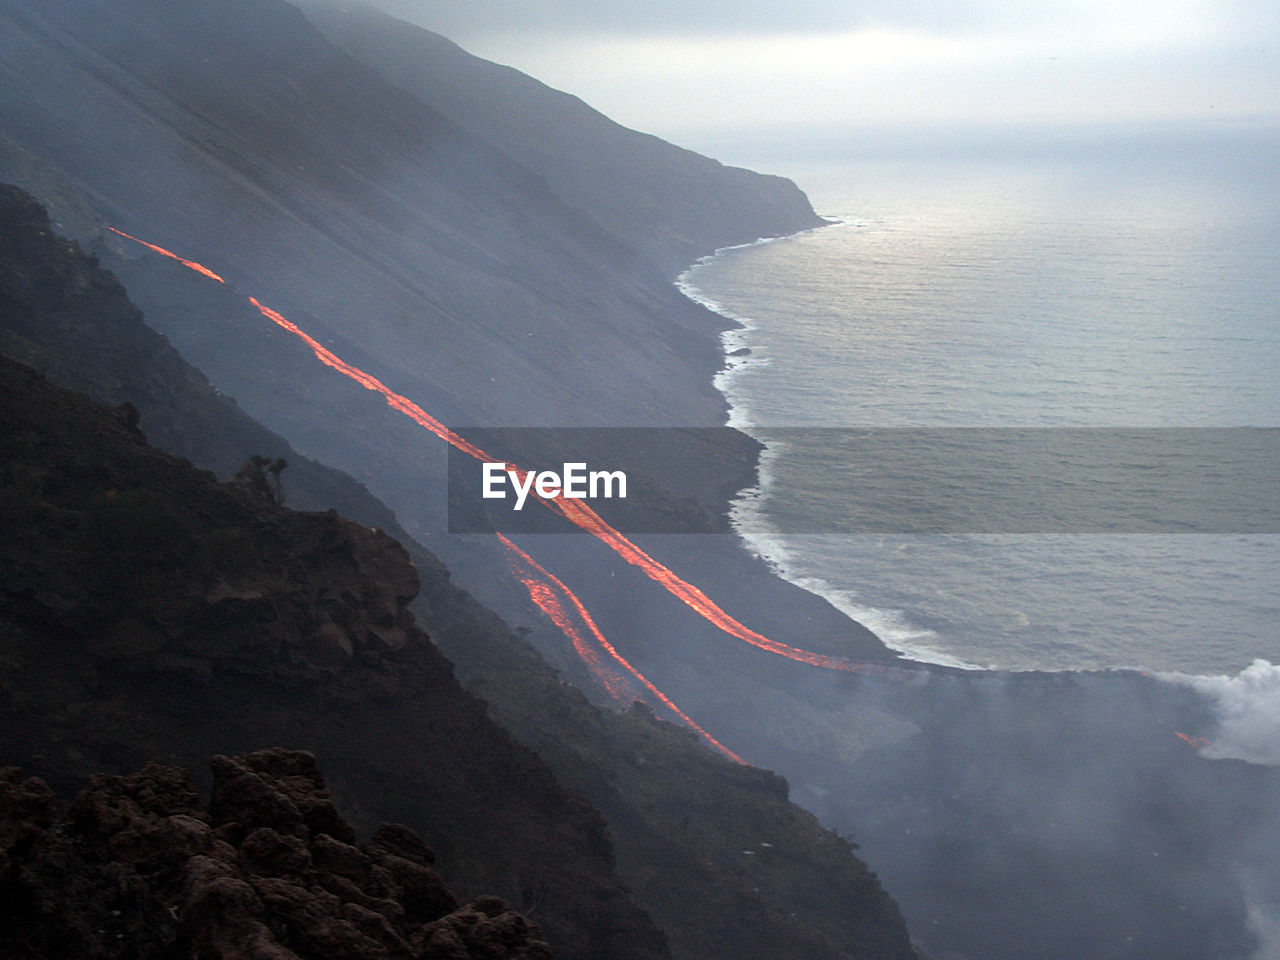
top-left (0, 750), bottom-right (552, 960)
top-left (0, 355), bottom-right (668, 960)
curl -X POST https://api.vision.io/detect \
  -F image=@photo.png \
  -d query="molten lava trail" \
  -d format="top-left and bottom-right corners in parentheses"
top-left (499, 534), bottom-right (746, 764)
top-left (246, 296), bottom-right (494, 462)
top-left (500, 536), bottom-right (638, 705)
top-left (111, 227), bottom-right (898, 679)
top-left (549, 498), bottom-right (889, 674)
top-left (108, 227), bottom-right (227, 284)
top-left (109, 226), bottom-right (756, 756)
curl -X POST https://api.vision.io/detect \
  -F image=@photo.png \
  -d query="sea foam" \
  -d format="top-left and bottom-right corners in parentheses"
top-left (678, 239), bottom-right (983, 670)
top-left (724, 406), bottom-right (983, 670)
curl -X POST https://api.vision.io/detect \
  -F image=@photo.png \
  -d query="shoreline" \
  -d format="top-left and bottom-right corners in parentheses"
top-left (675, 220), bottom-right (1279, 682)
top-left (675, 223), bottom-right (983, 672)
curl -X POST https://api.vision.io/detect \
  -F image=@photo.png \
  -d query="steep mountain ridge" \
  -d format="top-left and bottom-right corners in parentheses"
top-left (296, 0), bottom-right (826, 277)
top-left (0, 0), bottom-right (739, 429)
top-left (0, 3), bottom-right (917, 949)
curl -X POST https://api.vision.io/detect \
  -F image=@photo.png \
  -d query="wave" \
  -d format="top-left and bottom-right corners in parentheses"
top-left (673, 280), bottom-right (765, 430)
top-left (679, 234), bottom-right (987, 670)
top-left (729, 470), bottom-right (985, 670)
top-left (675, 218), bottom-right (863, 431)
top-left (675, 285), bottom-right (985, 667)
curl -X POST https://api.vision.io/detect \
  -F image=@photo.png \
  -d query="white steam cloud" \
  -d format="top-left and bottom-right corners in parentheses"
top-left (1247, 901), bottom-right (1280, 960)
top-left (1243, 872), bottom-right (1280, 960)
top-left (1166, 659), bottom-right (1280, 766)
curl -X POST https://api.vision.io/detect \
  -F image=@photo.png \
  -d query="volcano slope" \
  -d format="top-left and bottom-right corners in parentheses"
top-left (3, 3), bottom-right (1278, 959)
top-left (0, 186), bottom-right (918, 960)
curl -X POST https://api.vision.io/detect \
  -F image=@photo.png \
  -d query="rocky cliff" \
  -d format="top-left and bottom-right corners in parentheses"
top-left (0, 354), bottom-right (668, 960)
top-left (0, 749), bottom-right (551, 959)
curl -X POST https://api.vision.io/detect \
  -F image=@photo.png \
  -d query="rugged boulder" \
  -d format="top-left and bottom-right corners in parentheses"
top-left (0, 749), bottom-right (551, 960)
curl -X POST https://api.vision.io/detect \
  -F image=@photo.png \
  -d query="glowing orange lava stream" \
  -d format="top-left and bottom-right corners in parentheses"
top-left (500, 538), bottom-right (639, 705)
top-left (499, 534), bottom-right (746, 764)
top-left (261, 298), bottom-right (884, 675)
top-left (549, 497), bottom-right (883, 673)
top-left (108, 227), bottom-right (227, 284)
top-left (111, 227), bottom-right (892, 678)
top-left (1174, 731), bottom-right (1210, 749)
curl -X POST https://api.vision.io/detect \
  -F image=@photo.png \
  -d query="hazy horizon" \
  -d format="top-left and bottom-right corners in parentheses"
top-left (361, 0), bottom-right (1279, 164)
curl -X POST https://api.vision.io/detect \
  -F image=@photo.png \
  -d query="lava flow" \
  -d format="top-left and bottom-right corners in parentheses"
top-left (245, 297), bottom-right (493, 462)
top-left (499, 534), bottom-right (746, 764)
top-left (108, 227), bottom-right (227, 284)
top-left (500, 534), bottom-right (639, 705)
top-left (1174, 731), bottom-right (1211, 750)
top-left (549, 496), bottom-right (887, 673)
top-left (110, 227), bottom-right (893, 677)
top-left (261, 299), bottom-right (885, 675)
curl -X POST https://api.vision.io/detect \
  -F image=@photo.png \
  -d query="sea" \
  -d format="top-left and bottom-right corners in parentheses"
top-left (679, 121), bottom-right (1280, 679)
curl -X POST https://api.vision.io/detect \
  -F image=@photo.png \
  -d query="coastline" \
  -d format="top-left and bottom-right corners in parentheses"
top-left (674, 214), bottom-right (1280, 680)
top-left (675, 226), bottom-right (982, 672)
top-left (670, 237), bottom-right (1280, 948)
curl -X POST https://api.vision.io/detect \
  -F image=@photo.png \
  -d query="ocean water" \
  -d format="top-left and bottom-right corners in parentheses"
top-left (680, 124), bottom-right (1280, 675)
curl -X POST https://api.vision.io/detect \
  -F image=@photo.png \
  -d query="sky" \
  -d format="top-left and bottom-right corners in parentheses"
top-left (366, 0), bottom-right (1280, 156)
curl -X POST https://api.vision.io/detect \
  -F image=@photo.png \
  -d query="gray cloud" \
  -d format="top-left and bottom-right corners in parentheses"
top-left (348, 0), bottom-right (1279, 136)
top-left (365, 0), bottom-right (959, 39)
top-left (364, 0), bottom-right (1278, 43)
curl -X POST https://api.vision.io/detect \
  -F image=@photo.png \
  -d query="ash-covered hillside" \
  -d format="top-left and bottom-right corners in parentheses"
top-left (296, 0), bottom-right (826, 278)
top-left (0, 0), bottom-right (813, 431)
top-left (0, 188), bottom-right (919, 960)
